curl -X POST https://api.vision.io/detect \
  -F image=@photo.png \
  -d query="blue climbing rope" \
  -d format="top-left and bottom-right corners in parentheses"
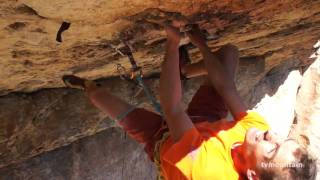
top-left (114, 41), bottom-right (163, 118)
top-left (135, 75), bottom-right (162, 115)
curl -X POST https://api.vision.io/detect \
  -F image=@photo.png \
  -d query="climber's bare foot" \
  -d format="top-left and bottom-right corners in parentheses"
top-left (62, 75), bottom-right (94, 90)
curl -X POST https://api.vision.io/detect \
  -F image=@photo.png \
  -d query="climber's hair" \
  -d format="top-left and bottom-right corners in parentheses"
top-left (259, 146), bottom-right (317, 180)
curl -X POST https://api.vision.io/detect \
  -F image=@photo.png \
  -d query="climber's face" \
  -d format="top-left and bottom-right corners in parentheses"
top-left (242, 128), bottom-right (301, 173)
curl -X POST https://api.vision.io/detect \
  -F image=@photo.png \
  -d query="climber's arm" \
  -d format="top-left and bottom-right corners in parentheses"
top-left (187, 29), bottom-right (246, 118)
top-left (201, 46), bottom-right (246, 118)
top-left (159, 26), bottom-right (194, 142)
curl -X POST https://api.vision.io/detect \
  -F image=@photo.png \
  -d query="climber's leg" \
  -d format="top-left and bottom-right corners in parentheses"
top-left (187, 78), bottom-right (228, 122)
top-left (86, 83), bottom-right (133, 120)
top-left (181, 60), bottom-right (207, 78)
top-left (181, 44), bottom-right (238, 79)
top-left (62, 75), bottom-right (164, 160)
top-left (86, 83), bottom-right (163, 139)
top-left (62, 75), bottom-right (133, 119)
top-left (86, 82), bottom-right (164, 160)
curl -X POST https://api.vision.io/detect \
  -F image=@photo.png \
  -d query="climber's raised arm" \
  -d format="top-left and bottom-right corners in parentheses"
top-left (159, 25), bottom-right (194, 142)
top-left (187, 28), bottom-right (247, 119)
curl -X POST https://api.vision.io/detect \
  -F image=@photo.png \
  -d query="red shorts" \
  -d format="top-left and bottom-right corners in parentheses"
top-left (118, 85), bottom-right (228, 161)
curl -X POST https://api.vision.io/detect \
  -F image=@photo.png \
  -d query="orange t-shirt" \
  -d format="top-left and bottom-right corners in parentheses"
top-left (159, 111), bottom-right (269, 180)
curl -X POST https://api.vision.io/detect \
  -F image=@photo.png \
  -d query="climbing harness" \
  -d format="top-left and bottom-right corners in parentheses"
top-left (113, 41), bottom-right (163, 116)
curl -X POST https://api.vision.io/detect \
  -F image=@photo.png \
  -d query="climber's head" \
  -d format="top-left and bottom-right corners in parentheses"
top-left (242, 128), bottom-right (317, 180)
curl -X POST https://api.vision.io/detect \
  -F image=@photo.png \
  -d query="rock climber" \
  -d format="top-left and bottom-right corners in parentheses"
top-left (62, 24), bottom-right (316, 180)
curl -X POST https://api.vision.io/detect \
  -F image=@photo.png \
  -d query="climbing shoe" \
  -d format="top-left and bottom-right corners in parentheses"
top-left (62, 75), bottom-right (90, 90)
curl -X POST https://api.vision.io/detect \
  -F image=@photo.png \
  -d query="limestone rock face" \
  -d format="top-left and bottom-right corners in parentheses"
top-left (0, 0), bottom-right (319, 95)
top-left (294, 53), bottom-right (320, 178)
top-left (0, 128), bottom-right (156, 180)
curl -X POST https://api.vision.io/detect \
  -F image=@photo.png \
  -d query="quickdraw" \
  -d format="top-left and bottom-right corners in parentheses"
top-left (113, 41), bottom-right (162, 115)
